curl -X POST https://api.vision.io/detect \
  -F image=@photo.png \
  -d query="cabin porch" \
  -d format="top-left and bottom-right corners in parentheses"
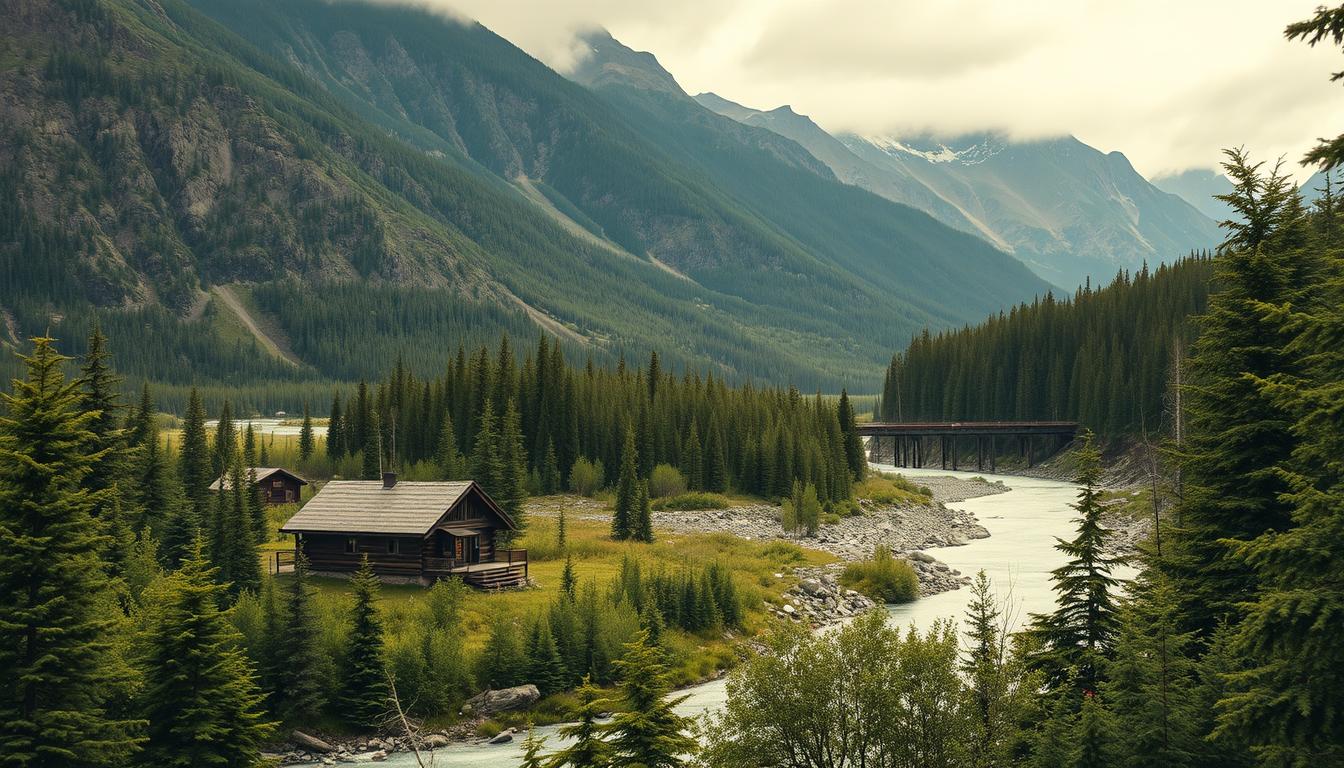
top-left (423, 548), bottom-right (529, 589)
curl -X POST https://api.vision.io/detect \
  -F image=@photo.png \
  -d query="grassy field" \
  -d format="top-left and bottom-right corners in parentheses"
top-left (265, 496), bottom-right (834, 704)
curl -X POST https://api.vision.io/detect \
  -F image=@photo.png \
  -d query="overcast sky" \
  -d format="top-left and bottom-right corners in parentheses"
top-left (410, 0), bottom-right (1344, 183)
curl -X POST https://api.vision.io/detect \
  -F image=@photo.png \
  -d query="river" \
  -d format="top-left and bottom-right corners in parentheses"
top-left (312, 465), bottom-right (1124, 767)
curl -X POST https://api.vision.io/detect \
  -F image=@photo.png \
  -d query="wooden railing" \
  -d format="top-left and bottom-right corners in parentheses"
top-left (271, 550), bottom-right (296, 575)
top-left (500, 548), bottom-right (527, 566)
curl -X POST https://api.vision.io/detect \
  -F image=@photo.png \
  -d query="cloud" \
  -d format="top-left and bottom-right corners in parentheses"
top-left (389, 0), bottom-right (1344, 182)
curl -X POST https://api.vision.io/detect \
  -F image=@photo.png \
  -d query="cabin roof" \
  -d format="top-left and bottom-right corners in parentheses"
top-left (208, 467), bottom-right (309, 492)
top-left (278, 480), bottom-right (515, 536)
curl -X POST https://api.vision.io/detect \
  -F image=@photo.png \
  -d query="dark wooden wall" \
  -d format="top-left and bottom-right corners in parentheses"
top-left (300, 533), bottom-right (424, 578)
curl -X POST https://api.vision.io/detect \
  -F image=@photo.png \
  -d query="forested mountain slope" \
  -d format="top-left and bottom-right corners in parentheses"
top-left (1, 0), bottom-right (1050, 391)
top-left (877, 255), bottom-right (1216, 436)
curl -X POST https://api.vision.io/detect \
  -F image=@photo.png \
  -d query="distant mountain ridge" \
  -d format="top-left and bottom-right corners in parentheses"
top-left (0, 0), bottom-right (1050, 390)
top-left (695, 92), bottom-right (1223, 288)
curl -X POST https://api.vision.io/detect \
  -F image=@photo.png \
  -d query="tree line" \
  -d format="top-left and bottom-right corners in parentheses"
top-left (877, 255), bottom-right (1214, 437)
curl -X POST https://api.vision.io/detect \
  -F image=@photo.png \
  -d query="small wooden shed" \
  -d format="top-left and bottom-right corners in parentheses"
top-left (209, 467), bottom-right (308, 505)
top-left (278, 473), bottom-right (526, 588)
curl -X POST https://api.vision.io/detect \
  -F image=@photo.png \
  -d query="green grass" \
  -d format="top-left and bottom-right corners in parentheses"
top-left (854, 471), bottom-right (934, 506)
top-left (652, 492), bottom-right (732, 511)
top-left (280, 498), bottom-right (835, 687)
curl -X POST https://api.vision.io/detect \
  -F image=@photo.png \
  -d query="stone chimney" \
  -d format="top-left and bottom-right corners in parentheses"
top-left (382, 471), bottom-right (398, 489)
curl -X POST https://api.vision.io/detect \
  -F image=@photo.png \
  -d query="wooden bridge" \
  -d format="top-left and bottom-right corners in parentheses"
top-left (858, 421), bottom-right (1079, 472)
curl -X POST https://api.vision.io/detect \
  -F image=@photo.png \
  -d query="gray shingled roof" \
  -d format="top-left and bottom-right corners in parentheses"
top-left (208, 467), bottom-right (308, 492)
top-left (279, 481), bottom-right (477, 535)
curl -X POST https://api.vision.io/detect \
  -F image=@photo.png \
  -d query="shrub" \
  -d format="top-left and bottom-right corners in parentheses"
top-left (822, 513), bottom-right (842, 526)
top-left (648, 464), bottom-right (688, 498)
top-left (568, 457), bottom-right (604, 496)
top-left (855, 472), bottom-right (933, 505)
top-left (653, 492), bottom-right (730, 511)
top-left (840, 546), bottom-right (919, 603)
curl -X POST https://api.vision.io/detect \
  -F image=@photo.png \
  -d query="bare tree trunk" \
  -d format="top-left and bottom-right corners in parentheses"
top-left (385, 672), bottom-right (434, 768)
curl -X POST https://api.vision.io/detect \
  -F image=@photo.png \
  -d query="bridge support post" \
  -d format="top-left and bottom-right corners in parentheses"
top-left (990, 436), bottom-right (996, 473)
top-left (952, 436), bottom-right (958, 471)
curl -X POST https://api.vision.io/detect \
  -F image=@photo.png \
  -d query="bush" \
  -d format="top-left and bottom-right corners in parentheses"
top-left (568, 457), bottom-right (604, 496)
top-left (759, 541), bottom-right (806, 563)
top-left (822, 513), bottom-right (842, 526)
top-left (654, 492), bottom-right (730, 511)
top-left (648, 464), bottom-right (688, 498)
top-left (840, 546), bottom-right (919, 603)
top-left (855, 472), bottom-right (933, 505)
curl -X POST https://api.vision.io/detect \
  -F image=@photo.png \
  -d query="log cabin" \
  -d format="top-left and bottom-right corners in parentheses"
top-left (209, 467), bottom-right (308, 505)
top-left (278, 473), bottom-right (527, 588)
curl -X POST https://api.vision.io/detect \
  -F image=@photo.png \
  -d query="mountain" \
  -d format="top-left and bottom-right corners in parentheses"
top-left (1, 0), bottom-right (1050, 391)
top-left (695, 93), bottom-right (1222, 289)
top-left (1151, 168), bottom-right (1235, 223)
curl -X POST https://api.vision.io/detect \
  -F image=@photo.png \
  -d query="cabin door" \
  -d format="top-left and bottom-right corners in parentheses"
top-left (452, 536), bottom-right (465, 561)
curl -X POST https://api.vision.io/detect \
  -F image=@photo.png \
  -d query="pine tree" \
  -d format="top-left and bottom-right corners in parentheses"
top-left (560, 554), bottom-right (578, 601)
top-left (703, 418), bottom-right (727, 493)
top-left (471, 399), bottom-right (502, 492)
top-left (361, 410), bottom-right (382, 481)
top-left (557, 509), bottom-right (568, 551)
top-left (78, 323), bottom-right (128, 521)
top-left (837, 389), bottom-right (866, 482)
top-left (434, 412), bottom-right (462, 479)
top-left (139, 541), bottom-right (272, 767)
top-left (1215, 239), bottom-right (1344, 764)
top-left (271, 554), bottom-right (326, 723)
top-left (241, 423), bottom-right (256, 468)
top-left (1072, 694), bottom-right (1117, 768)
top-left (0, 337), bottom-right (140, 765)
top-left (606, 629), bottom-right (696, 768)
top-left (246, 466), bottom-right (267, 546)
top-left (219, 458), bottom-right (261, 599)
top-left (298, 403), bottom-right (315, 462)
top-left (682, 421), bottom-right (703, 491)
top-left (1027, 431), bottom-right (1122, 694)
top-left (550, 675), bottom-right (612, 768)
top-left (341, 556), bottom-right (388, 729)
top-left (634, 480), bottom-right (654, 543)
top-left (179, 388), bottom-right (212, 518)
top-left (213, 401), bottom-right (236, 480)
top-left (541, 438), bottom-right (561, 494)
top-left (480, 614), bottom-right (527, 690)
top-left (327, 393), bottom-right (345, 461)
top-left (1163, 151), bottom-right (1306, 636)
top-left (525, 617), bottom-right (568, 697)
top-left (496, 399), bottom-right (528, 534)
top-left (612, 425), bottom-right (638, 540)
top-left (518, 723), bottom-right (548, 768)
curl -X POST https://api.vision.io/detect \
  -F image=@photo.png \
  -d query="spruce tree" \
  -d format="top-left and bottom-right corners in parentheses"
top-left (612, 425), bottom-right (638, 540)
top-left (1163, 151), bottom-right (1306, 636)
top-left (605, 629), bottom-right (696, 768)
top-left (434, 412), bottom-right (462, 479)
top-left (1027, 431), bottom-right (1122, 694)
top-left (214, 401), bottom-right (236, 480)
top-left (271, 554), bottom-right (327, 723)
top-left (541, 438), bottom-right (561, 494)
top-left (1215, 244), bottom-right (1344, 764)
top-left (139, 541), bottom-right (272, 767)
top-left (297, 403), bottom-right (315, 462)
top-left (220, 459), bottom-right (261, 599)
top-left (518, 723), bottom-right (547, 768)
top-left (0, 337), bottom-right (140, 765)
top-left (246, 466), bottom-right (267, 546)
top-left (837, 389), bottom-right (866, 482)
top-left (341, 556), bottom-right (388, 729)
top-left (525, 617), bottom-right (568, 697)
top-left (560, 554), bottom-right (577, 601)
top-left (497, 399), bottom-right (528, 534)
top-left (241, 423), bottom-right (256, 468)
top-left (634, 479), bottom-right (654, 543)
top-left (550, 675), bottom-right (612, 768)
top-left (703, 418), bottom-right (727, 493)
top-left (361, 410), bottom-right (382, 481)
top-left (327, 393), bottom-right (345, 461)
top-left (557, 508), bottom-right (568, 551)
top-left (682, 421), bottom-right (703, 491)
top-left (78, 323), bottom-right (129, 520)
top-left (179, 388), bottom-right (211, 520)
top-left (471, 399), bottom-right (502, 493)
top-left (1072, 694), bottom-right (1117, 768)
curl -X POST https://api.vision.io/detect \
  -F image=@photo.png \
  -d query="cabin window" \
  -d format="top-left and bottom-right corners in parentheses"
top-left (386, 538), bottom-right (399, 554)
top-left (272, 479), bottom-right (284, 488)
top-left (345, 537), bottom-right (357, 554)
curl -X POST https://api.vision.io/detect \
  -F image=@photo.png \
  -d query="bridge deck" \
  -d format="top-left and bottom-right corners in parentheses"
top-left (858, 421), bottom-right (1078, 437)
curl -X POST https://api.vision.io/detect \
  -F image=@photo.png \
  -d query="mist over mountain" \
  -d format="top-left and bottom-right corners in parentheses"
top-left (696, 93), bottom-right (1222, 289)
top-left (1, 0), bottom-right (1048, 390)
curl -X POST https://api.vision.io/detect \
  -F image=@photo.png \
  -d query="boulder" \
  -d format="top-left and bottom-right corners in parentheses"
top-left (799, 578), bottom-right (826, 596)
top-left (488, 731), bottom-right (514, 744)
top-left (291, 730), bottom-right (336, 754)
top-left (465, 685), bottom-right (541, 716)
top-left (909, 551), bottom-right (936, 564)
top-left (423, 734), bottom-right (451, 749)
top-left (369, 750), bottom-right (388, 761)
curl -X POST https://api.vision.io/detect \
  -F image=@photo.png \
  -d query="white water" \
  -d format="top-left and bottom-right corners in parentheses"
top-left (313, 465), bottom-right (1120, 767)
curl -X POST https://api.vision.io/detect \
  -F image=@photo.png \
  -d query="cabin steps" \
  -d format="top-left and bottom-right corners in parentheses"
top-left (463, 565), bottom-right (528, 590)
